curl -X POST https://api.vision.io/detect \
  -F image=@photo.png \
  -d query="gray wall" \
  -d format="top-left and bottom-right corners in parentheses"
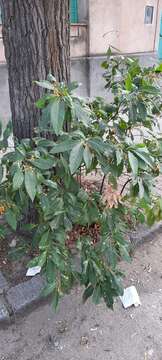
top-left (78, 0), bottom-right (88, 23)
top-left (71, 58), bottom-right (90, 97)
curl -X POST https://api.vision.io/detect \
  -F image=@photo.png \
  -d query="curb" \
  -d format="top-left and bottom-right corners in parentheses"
top-left (0, 221), bottom-right (162, 325)
top-left (130, 221), bottom-right (162, 248)
top-left (0, 274), bottom-right (45, 325)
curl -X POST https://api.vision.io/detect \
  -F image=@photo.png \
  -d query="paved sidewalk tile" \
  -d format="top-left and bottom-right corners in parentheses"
top-left (0, 296), bottom-right (10, 324)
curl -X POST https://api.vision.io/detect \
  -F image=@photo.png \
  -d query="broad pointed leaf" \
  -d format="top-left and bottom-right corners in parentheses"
top-left (50, 139), bottom-right (78, 154)
top-left (5, 209), bottom-right (17, 231)
top-left (83, 145), bottom-right (93, 169)
top-left (83, 285), bottom-right (94, 303)
top-left (30, 157), bottom-right (55, 170)
top-left (50, 99), bottom-right (65, 135)
top-left (69, 142), bottom-right (84, 174)
top-left (0, 165), bottom-right (3, 183)
top-left (35, 80), bottom-right (54, 90)
top-left (128, 151), bottom-right (138, 175)
top-left (13, 168), bottom-right (24, 190)
top-left (133, 149), bottom-right (154, 168)
top-left (73, 99), bottom-right (92, 126)
top-left (138, 178), bottom-right (145, 199)
top-left (125, 74), bottom-right (133, 91)
top-left (25, 169), bottom-right (37, 202)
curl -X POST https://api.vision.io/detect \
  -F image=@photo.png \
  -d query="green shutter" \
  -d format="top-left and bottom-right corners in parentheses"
top-left (70, 0), bottom-right (78, 23)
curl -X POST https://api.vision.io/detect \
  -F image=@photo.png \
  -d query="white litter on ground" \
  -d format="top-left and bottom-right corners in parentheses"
top-left (26, 266), bottom-right (41, 277)
top-left (120, 286), bottom-right (141, 309)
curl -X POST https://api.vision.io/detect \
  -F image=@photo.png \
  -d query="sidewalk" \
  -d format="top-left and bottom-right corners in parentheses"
top-left (1, 232), bottom-right (162, 360)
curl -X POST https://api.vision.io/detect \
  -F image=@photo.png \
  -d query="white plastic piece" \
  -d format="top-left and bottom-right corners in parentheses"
top-left (26, 266), bottom-right (41, 277)
top-left (9, 238), bottom-right (17, 248)
top-left (120, 286), bottom-right (141, 309)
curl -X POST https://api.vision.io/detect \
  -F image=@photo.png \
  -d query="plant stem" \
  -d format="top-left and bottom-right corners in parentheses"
top-left (120, 178), bottom-right (132, 195)
top-left (100, 175), bottom-right (106, 194)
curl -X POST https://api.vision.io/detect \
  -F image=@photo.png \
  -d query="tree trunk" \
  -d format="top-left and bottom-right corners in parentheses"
top-left (0, 0), bottom-right (70, 140)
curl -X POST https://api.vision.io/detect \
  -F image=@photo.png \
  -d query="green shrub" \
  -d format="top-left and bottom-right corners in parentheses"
top-left (1, 53), bottom-right (162, 309)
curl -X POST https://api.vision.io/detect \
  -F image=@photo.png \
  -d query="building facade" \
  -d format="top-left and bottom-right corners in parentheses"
top-left (0, 0), bottom-right (162, 63)
top-left (71, 0), bottom-right (162, 57)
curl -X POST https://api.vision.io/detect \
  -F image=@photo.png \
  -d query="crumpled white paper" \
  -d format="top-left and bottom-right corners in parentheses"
top-left (26, 266), bottom-right (41, 277)
top-left (120, 286), bottom-right (141, 309)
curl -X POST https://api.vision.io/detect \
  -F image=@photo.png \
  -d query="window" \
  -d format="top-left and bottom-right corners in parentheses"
top-left (70, 0), bottom-right (78, 23)
top-left (144, 6), bottom-right (154, 24)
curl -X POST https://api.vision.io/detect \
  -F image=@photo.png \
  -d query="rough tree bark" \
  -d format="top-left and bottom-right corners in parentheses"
top-left (0, 0), bottom-right (70, 140)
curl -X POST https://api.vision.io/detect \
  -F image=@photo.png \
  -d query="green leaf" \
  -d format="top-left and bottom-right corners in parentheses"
top-left (38, 252), bottom-right (47, 267)
top-left (35, 80), bottom-right (54, 90)
top-left (30, 157), bottom-right (55, 170)
top-left (5, 209), bottom-right (17, 231)
top-left (47, 74), bottom-right (56, 82)
top-left (125, 74), bottom-right (133, 91)
top-left (101, 60), bottom-right (109, 69)
top-left (128, 151), bottom-right (138, 175)
top-left (52, 289), bottom-right (59, 310)
top-left (13, 168), bottom-right (24, 190)
top-left (69, 142), bottom-right (84, 174)
top-left (0, 225), bottom-right (7, 239)
top-left (50, 139), bottom-right (79, 154)
top-left (83, 285), bottom-right (94, 303)
top-left (88, 137), bottom-right (111, 155)
top-left (21, 223), bottom-right (36, 231)
top-left (8, 245), bottom-right (27, 261)
top-left (107, 46), bottom-right (112, 56)
top-left (35, 95), bottom-right (54, 109)
top-left (120, 246), bottom-right (131, 263)
top-left (147, 209), bottom-right (155, 226)
top-left (83, 145), bottom-right (93, 169)
top-left (68, 81), bottom-right (78, 92)
top-left (39, 230), bottom-right (49, 250)
top-left (35, 139), bottom-right (55, 147)
top-left (138, 179), bottom-right (144, 199)
top-left (3, 121), bottom-right (12, 146)
top-left (0, 165), bottom-right (3, 183)
top-left (116, 149), bottom-right (123, 165)
top-left (138, 102), bottom-right (147, 120)
top-left (25, 169), bottom-right (37, 202)
top-left (154, 63), bottom-right (162, 73)
top-left (39, 104), bottom-right (51, 128)
top-left (73, 99), bottom-right (92, 126)
top-left (129, 103), bottom-right (137, 122)
top-left (50, 215), bottom-right (62, 230)
top-left (92, 285), bottom-right (101, 305)
top-left (110, 273), bottom-right (124, 296)
top-left (28, 256), bottom-right (40, 268)
top-left (141, 84), bottom-right (160, 95)
top-left (50, 99), bottom-right (65, 135)
top-left (41, 282), bottom-right (56, 297)
top-left (64, 215), bottom-right (73, 231)
top-left (133, 149), bottom-right (154, 168)
top-left (43, 180), bottom-right (58, 190)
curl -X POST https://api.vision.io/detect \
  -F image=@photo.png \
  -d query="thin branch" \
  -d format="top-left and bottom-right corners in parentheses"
top-left (120, 178), bottom-right (132, 195)
top-left (100, 175), bottom-right (106, 194)
top-left (80, 167), bottom-right (82, 187)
